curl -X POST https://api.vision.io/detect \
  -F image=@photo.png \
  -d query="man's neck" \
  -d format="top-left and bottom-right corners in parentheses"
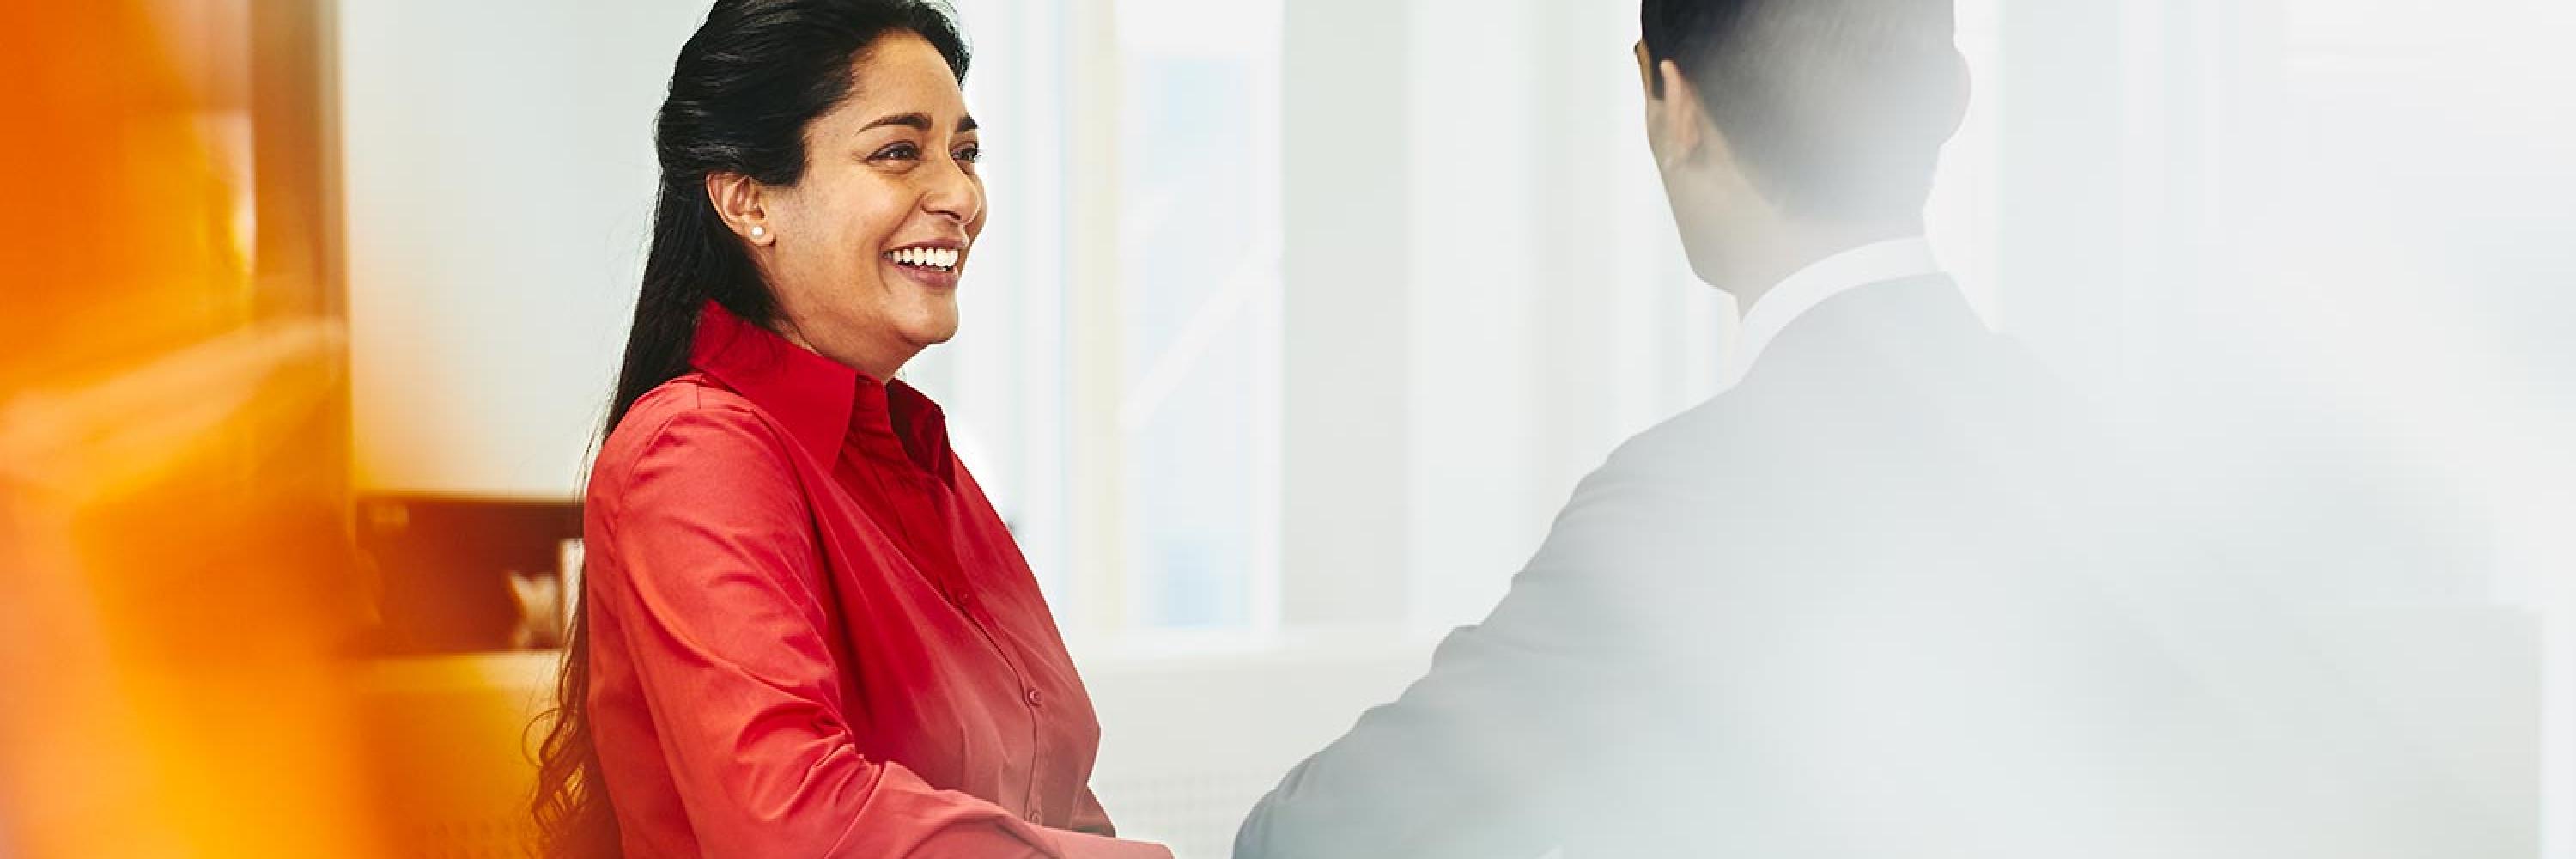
top-left (1716, 218), bottom-right (1925, 309)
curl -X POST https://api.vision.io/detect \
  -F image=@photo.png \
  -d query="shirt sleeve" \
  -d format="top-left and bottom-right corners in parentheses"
top-left (592, 401), bottom-right (1170, 859)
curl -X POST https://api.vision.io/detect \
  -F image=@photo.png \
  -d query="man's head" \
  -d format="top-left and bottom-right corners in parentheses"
top-left (1637, 0), bottom-right (1967, 289)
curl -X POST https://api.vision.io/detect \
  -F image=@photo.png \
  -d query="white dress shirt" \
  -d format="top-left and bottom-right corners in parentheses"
top-left (1716, 235), bottom-right (1949, 393)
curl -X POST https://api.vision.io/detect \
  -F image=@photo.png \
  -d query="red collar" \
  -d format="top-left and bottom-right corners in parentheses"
top-left (688, 302), bottom-right (953, 479)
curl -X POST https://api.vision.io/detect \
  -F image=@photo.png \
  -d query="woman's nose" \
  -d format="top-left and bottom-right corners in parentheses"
top-left (922, 160), bottom-right (981, 224)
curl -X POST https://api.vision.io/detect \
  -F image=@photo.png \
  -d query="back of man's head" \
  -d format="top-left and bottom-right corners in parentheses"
top-left (1642, 0), bottom-right (1968, 225)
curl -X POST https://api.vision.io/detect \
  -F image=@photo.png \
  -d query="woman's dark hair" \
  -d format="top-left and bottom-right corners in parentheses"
top-left (530, 1), bottom-right (968, 854)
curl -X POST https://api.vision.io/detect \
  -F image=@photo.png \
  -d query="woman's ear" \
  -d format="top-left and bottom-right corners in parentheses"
top-left (705, 171), bottom-right (775, 247)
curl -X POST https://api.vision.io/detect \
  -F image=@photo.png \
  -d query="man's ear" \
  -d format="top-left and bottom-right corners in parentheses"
top-left (1635, 41), bottom-right (1660, 101)
top-left (1649, 58), bottom-right (1709, 171)
top-left (705, 171), bottom-right (775, 247)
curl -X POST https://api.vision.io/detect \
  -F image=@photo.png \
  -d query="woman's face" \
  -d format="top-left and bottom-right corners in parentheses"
top-left (753, 32), bottom-right (985, 380)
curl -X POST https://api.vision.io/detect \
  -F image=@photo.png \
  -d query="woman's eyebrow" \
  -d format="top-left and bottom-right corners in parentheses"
top-left (860, 112), bottom-right (933, 132)
top-left (858, 113), bottom-right (980, 134)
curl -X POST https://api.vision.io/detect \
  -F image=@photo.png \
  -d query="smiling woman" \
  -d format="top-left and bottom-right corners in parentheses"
top-left (527, 2), bottom-right (1170, 857)
top-left (703, 35), bottom-right (989, 381)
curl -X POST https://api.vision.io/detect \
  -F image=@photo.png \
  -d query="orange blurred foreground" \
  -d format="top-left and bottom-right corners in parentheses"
top-left (0, 3), bottom-right (389, 855)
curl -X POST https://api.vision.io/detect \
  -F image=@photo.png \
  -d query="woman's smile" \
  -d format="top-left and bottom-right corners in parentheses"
top-left (882, 238), bottom-right (966, 289)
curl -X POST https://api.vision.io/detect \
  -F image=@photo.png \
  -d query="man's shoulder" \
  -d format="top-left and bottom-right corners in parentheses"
top-left (1585, 320), bottom-right (2089, 516)
top-left (1591, 373), bottom-right (1852, 492)
top-left (1590, 395), bottom-right (1759, 492)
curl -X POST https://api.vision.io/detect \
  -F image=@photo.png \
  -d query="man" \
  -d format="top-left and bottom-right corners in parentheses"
top-left (1236, 1), bottom-right (2455, 856)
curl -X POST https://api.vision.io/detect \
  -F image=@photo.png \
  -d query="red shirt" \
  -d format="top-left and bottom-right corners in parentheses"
top-left (583, 303), bottom-right (1168, 858)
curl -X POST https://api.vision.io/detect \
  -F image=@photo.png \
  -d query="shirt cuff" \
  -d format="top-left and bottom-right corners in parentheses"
top-left (1045, 827), bottom-right (1174, 859)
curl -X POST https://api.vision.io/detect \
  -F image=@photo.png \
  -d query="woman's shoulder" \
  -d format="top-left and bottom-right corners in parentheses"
top-left (591, 373), bottom-right (799, 497)
top-left (582, 375), bottom-right (824, 590)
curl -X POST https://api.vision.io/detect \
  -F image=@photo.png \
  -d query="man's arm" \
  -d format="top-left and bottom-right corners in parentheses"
top-left (1235, 447), bottom-right (1732, 859)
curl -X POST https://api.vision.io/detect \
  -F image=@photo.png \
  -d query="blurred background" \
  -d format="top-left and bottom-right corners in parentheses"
top-left (9, 0), bottom-right (2573, 856)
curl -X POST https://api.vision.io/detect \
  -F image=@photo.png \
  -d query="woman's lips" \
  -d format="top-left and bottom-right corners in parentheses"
top-left (884, 242), bottom-right (966, 289)
top-left (884, 256), bottom-right (962, 289)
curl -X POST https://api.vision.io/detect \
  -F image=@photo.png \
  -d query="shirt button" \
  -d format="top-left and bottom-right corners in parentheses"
top-left (1024, 686), bottom-right (1045, 708)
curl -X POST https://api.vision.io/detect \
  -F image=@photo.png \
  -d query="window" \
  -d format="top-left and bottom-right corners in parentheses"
top-left (918, 0), bottom-right (1285, 633)
top-left (927, 0), bottom-right (2008, 638)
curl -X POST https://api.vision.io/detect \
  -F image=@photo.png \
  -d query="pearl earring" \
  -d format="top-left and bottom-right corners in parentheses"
top-left (750, 225), bottom-right (767, 239)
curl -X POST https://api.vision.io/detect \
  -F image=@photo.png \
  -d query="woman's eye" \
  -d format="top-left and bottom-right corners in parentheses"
top-left (954, 144), bottom-right (982, 165)
top-left (871, 143), bottom-right (920, 161)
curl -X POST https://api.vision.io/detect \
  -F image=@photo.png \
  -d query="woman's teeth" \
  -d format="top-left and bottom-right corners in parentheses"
top-left (887, 247), bottom-right (960, 272)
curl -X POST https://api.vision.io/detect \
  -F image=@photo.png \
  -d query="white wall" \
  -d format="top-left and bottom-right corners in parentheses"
top-left (341, 0), bottom-right (712, 498)
top-left (1409, 0), bottom-right (1739, 630)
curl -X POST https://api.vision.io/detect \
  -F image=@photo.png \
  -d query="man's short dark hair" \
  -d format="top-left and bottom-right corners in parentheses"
top-left (1641, 0), bottom-right (1968, 223)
